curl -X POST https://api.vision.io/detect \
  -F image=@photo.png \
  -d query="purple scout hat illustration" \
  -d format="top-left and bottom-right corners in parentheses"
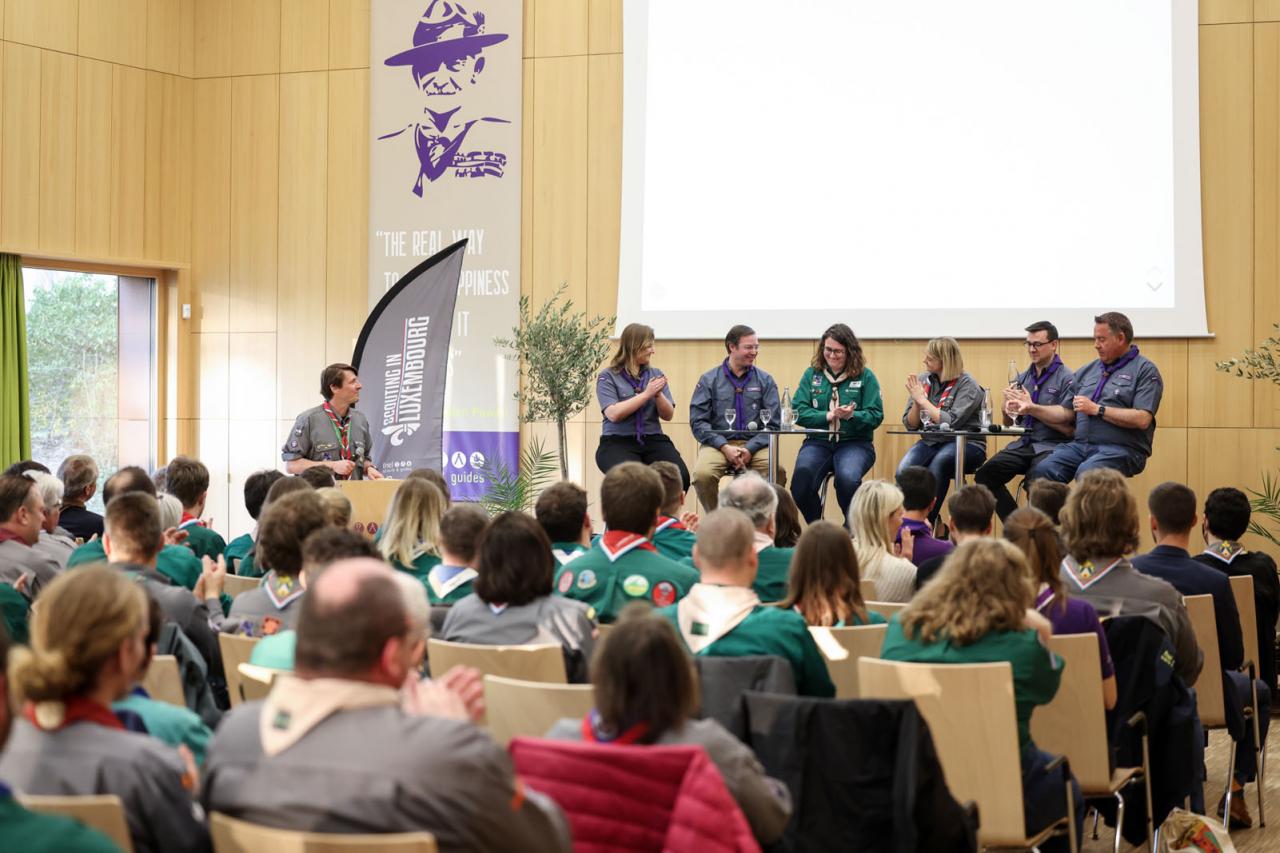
top-left (384, 0), bottom-right (509, 71)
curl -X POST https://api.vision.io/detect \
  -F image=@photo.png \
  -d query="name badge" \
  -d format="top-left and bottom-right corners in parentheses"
top-left (850, 381), bottom-right (862, 389)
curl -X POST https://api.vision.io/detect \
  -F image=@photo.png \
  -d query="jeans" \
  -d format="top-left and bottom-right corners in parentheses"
top-left (790, 439), bottom-right (875, 523)
top-left (1033, 441), bottom-right (1148, 483)
top-left (895, 440), bottom-right (987, 522)
top-left (1022, 748), bottom-right (1084, 852)
top-left (1226, 670), bottom-right (1272, 783)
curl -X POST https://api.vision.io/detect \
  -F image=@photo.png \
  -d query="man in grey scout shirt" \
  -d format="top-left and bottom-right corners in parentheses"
top-left (282, 363), bottom-right (385, 481)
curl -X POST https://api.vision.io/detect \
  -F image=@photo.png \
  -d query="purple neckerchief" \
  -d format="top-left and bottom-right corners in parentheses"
top-left (1020, 355), bottom-right (1064, 430)
top-left (1090, 346), bottom-right (1140, 403)
top-left (619, 367), bottom-right (651, 444)
top-left (722, 359), bottom-right (756, 429)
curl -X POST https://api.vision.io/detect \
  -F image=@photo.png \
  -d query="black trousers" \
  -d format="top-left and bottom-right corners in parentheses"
top-left (972, 442), bottom-right (1050, 522)
top-left (596, 434), bottom-right (690, 491)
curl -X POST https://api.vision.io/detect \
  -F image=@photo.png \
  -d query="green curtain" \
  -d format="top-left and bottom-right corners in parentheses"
top-left (0, 254), bottom-right (29, 467)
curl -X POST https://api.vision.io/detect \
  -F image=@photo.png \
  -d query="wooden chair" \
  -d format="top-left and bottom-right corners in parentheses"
top-left (858, 578), bottom-right (878, 601)
top-left (238, 663), bottom-right (278, 702)
top-left (1184, 593), bottom-right (1265, 828)
top-left (1030, 633), bottom-right (1152, 853)
top-left (223, 575), bottom-right (261, 598)
top-left (426, 639), bottom-right (566, 684)
top-left (859, 658), bottom-right (1075, 851)
top-left (483, 675), bottom-right (595, 747)
top-left (219, 633), bottom-right (262, 706)
top-left (210, 811), bottom-right (437, 852)
top-left (808, 623), bottom-right (887, 699)
top-left (865, 600), bottom-right (906, 622)
top-left (141, 654), bottom-right (186, 708)
top-left (1229, 575), bottom-right (1261, 699)
top-left (20, 794), bottom-right (133, 852)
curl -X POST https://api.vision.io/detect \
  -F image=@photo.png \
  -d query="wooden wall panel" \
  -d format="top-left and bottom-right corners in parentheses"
top-left (587, 0), bottom-right (622, 54)
top-left (530, 56), bottom-right (588, 308)
top-left (39, 49), bottom-right (77, 256)
top-left (231, 0), bottom-right (282, 76)
top-left (1255, 24), bottom-right (1280, 428)
top-left (1201, 0), bottom-right (1254, 25)
top-left (75, 57), bottom-right (113, 257)
top-left (110, 65), bottom-right (147, 260)
top-left (1, 43), bottom-right (40, 250)
top-left (80, 0), bottom-right (148, 68)
top-left (585, 53), bottom-right (621, 319)
top-left (226, 418), bottom-right (281, 538)
top-left (5, 0), bottom-right (78, 54)
top-left (192, 77), bottom-right (231, 330)
top-left (533, 0), bottom-right (586, 57)
top-left (147, 0), bottom-right (195, 77)
top-left (143, 72), bottom-right (192, 264)
top-left (228, 75), bottom-right (279, 332)
top-left (328, 0), bottom-right (369, 68)
top-left (1261, 1), bottom-right (1280, 23)
top-left (197, 332), bottom-right (230, 420)
top-left (195, 0), bottom-right (233, 77)
top-left (230, 332), bottom-right (278, 416)
top-left (282, 0), bottom-right (329, 73)
top-left (325, 68), bottom-right (368, 362)
top-left (197, 417), bottom-right (230, 539)
top-left (1188, 428), bottom-right (1280, 552)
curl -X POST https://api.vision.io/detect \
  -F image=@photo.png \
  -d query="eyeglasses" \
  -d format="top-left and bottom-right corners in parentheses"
top-left (738, 345), bottom-right (761, 353)
top-left (823, 346), bottom-right (846, 356)
top-left (1024, 340), bottom-right (1052, 350)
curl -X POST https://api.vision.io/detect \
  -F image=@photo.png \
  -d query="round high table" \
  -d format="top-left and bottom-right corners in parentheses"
top-left (710, 427), bottom-right (841, 484)
top-left (888, 427), bottom-right (1028, 488)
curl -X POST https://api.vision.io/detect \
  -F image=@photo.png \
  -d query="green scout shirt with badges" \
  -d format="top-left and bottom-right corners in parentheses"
top-left (681, 545), bottom-right (793, 603)
top-left (391, 552), bottom-right (443, 588)
top-left (179, 520), bottom-right (226, 561)
top-left (880, 614), bottom-right (1063, 756)
top-left (224, 533), bottom-right (253, 572)
top-left (652, 517), bottom-right (697, 562)
top-left (792, 365), bottom-right (885, 442)
top-left (0, 790), bottom-right (119, 853)
top-left (424, 564), bottom-right (477, 605)
top-left (0, 583), bottom-right (29, 644)
top-left (554, 533), bottom-right (699, 623)
top-left (67, 540), bottom-right (203, 590)
top-left (236, 550), bottom-right (263, 578)
top-left (281, 403), bottom-right (375, 479)
top-left (551, 541), bottom-right (588, 568)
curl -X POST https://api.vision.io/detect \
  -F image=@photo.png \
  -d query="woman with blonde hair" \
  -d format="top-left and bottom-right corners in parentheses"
top-left (847, 480), bottom-right (917, 602)
top-left (0, 567), bottom-right (209, 853)
top-left (783, 521), bottom-right (885, 626)
top-left (881, 539), bottom-right (1081, 851)
top-left (594, 322), bottom-right (689, 490)
top-left (897, 336), bottom-right (987, 522)
top-left (378, 478), bottom-right (446, 595)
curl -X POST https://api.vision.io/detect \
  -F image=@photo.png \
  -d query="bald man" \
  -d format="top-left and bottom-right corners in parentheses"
top-left (203, 558), bottom-right (569, 851)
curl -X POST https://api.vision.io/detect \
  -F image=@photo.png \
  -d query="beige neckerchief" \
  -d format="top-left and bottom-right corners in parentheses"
top-left (259, 676), bottom-right (399, 757)
top-left (677, 583), bottom-right (760, 654)
top-left (824, 367), bottom-right (850, 441)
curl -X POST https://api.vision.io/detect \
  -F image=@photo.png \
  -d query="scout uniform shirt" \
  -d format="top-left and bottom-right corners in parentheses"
top-left (689, 361), bottom-right (780, 454)
top-left (1011, 356), bottom-right (1076, 454)
top-left (551, 541), bottom-right (588, 568)
top-left (656, 583), bottom-right (835, 697)
top-left (681, 532), bottom-right (795, 603)
top-left (67, 539), bottom-right (202, 590)
top-left (899, 371), bottom-right (986, 448)
top-left (281, 403), bottom-right (375, 479)
top-left (178, 513), bottom-right (226, 560)
top-left (225, 571), bottom-right (306, 637)
top-left (652, 516), bottom-right (696, 562)
top-left (0, 529), bottom-right (61, 598)
top-left (0, 781), bottom-right (119, 853)
top-left (1065, 346), bottom-right (1163, 456)
top-left (792, 365), bottom-right (884, 441)
top-left (390, 552), bottom-right (444, 593)
top-left (424, 563), bottom-right (477, 605)
top-left (224, 533), bottom-right (253, 573)
top-left (554, 531), bottom-right (699, 623)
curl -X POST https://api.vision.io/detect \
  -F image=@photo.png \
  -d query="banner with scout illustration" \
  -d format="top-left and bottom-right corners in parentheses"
top-left (368, 0), bottom-right (522, 498)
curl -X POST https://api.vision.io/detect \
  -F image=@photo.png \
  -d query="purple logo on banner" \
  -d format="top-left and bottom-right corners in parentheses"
top-left (443, 430), bottom-right (519, 500)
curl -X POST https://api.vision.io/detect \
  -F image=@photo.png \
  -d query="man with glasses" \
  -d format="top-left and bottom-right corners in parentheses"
top-left (973, 321), bottom-right (1076, 521)
top-left (689, 325), bottom-right (784, 511)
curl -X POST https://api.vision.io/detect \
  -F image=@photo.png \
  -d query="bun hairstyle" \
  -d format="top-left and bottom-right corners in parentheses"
top-left (8, 567), bottom-right (147, 703)
top-left (1002, 507), bottom-right (1065, 613)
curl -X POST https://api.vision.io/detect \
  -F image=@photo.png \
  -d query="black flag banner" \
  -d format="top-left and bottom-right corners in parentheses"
top-left (352, 239), bottom-right (465, 478)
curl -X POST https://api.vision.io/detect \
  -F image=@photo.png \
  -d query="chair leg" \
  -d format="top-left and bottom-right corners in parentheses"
top-left (1112, 791), bottom-right (1125, 853)
top-left (1251, 678), bottom-right (1266, 827)
top-left (1091, 808), bottom-right (1101, 840)
top-left (1223, 731), bottom-right (1237, 835)
top-left (1140, 731), bottom-right (1155, 852)
top-left (1065, 774), bottom-right (1078, 853)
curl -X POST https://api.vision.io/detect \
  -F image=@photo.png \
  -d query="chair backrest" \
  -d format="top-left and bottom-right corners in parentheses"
top-left (1028, 633), bottom-right (1110, 791)
top-left (865, 600), bottom-right (906, 622)
top-left (20, 794), bottom-right (134, 852)
top-left (210, 811), bottom-right (438, 852)
top-left (859, 578), bottom-right (878, 601)
top-left (223, 575), bottom-right (261, 598)
top-left (1229, 574), bottom-right (1259, 675)
top-left (219, 633), bottom-right (263, 706)
top-left (142, 654), bottom-right (186, 708)
top-left (809, 624), bottom-right (887, 699)
top-left (1182, 594), bottom-right (1226, 726)
top-left (238, 663), bottom-right (277, 702)
top-left (858, 657), bottom-right (1027, 846)
top-left (596, 623), bottom-right (615, 639)
top-left (484, 675), bottom-right (595, 746)
top-left (428, 605), bottom-right (450, 635)
top-left (426, 639), bottom-right (566, 684)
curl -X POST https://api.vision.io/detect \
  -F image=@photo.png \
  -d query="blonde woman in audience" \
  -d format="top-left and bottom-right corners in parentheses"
top-left (0, 567), bottom-right (210, 853)
top-left (847, 480), bottom-right (917, 602)
top-left (378, 477), bottom-right (446, 584)
top-left (315, 487), bottom-right (353, 529)
top-left (782, 521), bottom-right (885, 627)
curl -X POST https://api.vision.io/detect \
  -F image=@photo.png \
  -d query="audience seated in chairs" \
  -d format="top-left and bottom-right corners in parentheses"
top-left (913, 483), bottom-right (995, 590)
top-left (881, 538), bottom-right (1084, 851)
top-left (649, 460), bottom-right (697, 562)
top-left (717, 472), bottom-right (794, 602)
top-left (536, 481), bottom-right (594, 568)
top-left (1029, 479), bottom-right (1070, 527)
top-left (441, 511), bottom-right (596, 682)
top-left (314, 487), bottom-right (352, 529)
top-left (0, 567), bottom-right (210, 853)
top-left (781, 520), bottom-right (885, 627)
top-left (894, 465), bottom-right (953, 568)
top-left (55, 454), bottom-right (103, 542)
top-left (423, 503), bottom-right (488, 605)
top-left (0, 473), bottom-right (60, 598)
top-left (203, 557), bottom-right (569, 850)
top-left (234, 475), bottom-right (313, 579)
top-left (165, 456), bottom-right (226, 560)
top-left (223, 470), bottom-right (283, 574)
top-left (24, 469), bottom-right (76, 574)
top-left (298, 465), bottom-right (336, 490)
top-left (771, 484), bottom-right (802, 548)
top-left (378, 477), bottom-right (446, 587)
top-left (406, 467), bottom-right (453, 506)
top-left (848, 480), bottom-right (917, 601)
top-left (544, 604), bottom-right (792, 844)
top-left (658, 508), bottom-right (834, 698)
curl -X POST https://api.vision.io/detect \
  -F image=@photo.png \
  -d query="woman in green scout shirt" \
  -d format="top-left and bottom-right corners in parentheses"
top-left (378, 478), bottom-right (445, 590)
top-left (881, 538), bottom-right (1083, 851)
top-left (790, 324), bottom-right (884, 523)
top-left (782, 521), bottom-right (885, 627)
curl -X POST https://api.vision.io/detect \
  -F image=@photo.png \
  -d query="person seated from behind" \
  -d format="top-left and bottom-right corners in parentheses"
top-left (165, 455), bottom-right (226, 560)
top-left (536, 481), bottom-right (594, 568)
top-left (1059, 469), bottom-right (1202, 687)
top-left (0, 568), bottom-right (210, 853)
top-left (649, 460), bottom-right (697, 562)
top-left (224, 490), bottom-right (329, 637)
top-left (783, 520), bottom-right (885, 627)
top-left (1132, 481), bottom-right (1268, 827)
top-left (236, 476), bottom-right (314, 578)
top-left (717, 472), bottom-right (794, 603)
top-left (554, 463), bottom-right (699, 622)
top-left (772, 484), bottom-right (803, 548)
top-left (406, 467), bottom-right (453, 506)
top-left (24, 470), bottom-right (76, 571)
top-left (894, 466), bottom-right (953, 568)
top-left (378, 478), bottom-right (446, 584)
top-left (848, 480), bottom-right (917, 602)
top-left (545, 605), bottom-right (792, 844)
top-left (1029, 479), bottom-right (1070, 527)
top-left (203, 558), bottom-right (569, 850)
top-left (249, 527), bottom-right (381, 672)
top-left (1195, 487), bottom-right (1280, 693)
top-left (300, 465), bottom-right (337, 490)
top-left (223, 470), bottom-right (283, 574)
top-left (55, 454), bottom-right (103, 542)
top-left (882, 539), bottom-right (1082, 851)
top-left (442, 512), bottom-right (596, 682)
top-left (425, 503), bottom-right (489, 605)
top-left (657, 508), bottom-right (835, 697)
top-left (913, 484), bottom-right (997, 590)
top-left (0, 473), bottom-right (61, 598)
top-left (315, 487), bottom-right (352, 529)
top-left (1004, 507), bottom-right (1116, 710)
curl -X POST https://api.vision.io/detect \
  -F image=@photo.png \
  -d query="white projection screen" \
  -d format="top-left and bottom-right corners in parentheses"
top-left (617, 0), bottom-right (1209, 340)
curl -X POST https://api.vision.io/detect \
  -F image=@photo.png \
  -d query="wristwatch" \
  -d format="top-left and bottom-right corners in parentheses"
top-left (1097, 405), bottom-right (1107, 418)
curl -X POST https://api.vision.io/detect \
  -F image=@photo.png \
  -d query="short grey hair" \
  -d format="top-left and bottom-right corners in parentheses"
top-left (719, 471), bottom-right (778, 530)
top-left (24, 471), bottom-right (63, 509)
top-left (157, 493), bottom-right (184, 531)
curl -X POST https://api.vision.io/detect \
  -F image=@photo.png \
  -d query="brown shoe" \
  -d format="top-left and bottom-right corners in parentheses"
top-left (1218, 790), bottom-right (1254, 829)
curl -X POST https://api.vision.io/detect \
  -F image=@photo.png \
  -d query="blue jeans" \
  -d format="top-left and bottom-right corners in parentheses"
top-left (1226, 670), bottom-right (1272, 783)
top-left (1022, 748), bottom-right (1084, 852)
top-left (1032, 441), bottom-right (1148, 483)
top-left (895, 440), bottom-right (987, 521)
top-left (791, 439), bottom-right (876, 523)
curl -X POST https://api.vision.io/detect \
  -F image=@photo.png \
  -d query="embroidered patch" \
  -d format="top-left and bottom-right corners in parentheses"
top-left (577, 569), bottom-right (597, 590)
top-left (586, 606), bottom-right (596, 621)
top-left (262, 616), bottom-right (281, 636)
top-left (272, 709), bottom-right (292, 730)
top-left (652, 580), bottom-right (677, 607)
top-left (691, 620), bottom-right (709, 636)
top-left (289, 439), bottom-right (299, 448)
top-left (1160, 649), bottom-right (1175, 669)
top-left (294, 427), bottom-right (303, 436)
top-left (622, 574), bottom-right (650, 597)
top-left (367, 522), bottom-right (378, 535)
top-left (557, 571), bottom-right (574, 594)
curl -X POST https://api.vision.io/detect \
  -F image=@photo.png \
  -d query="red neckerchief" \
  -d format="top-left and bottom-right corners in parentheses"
top-left (0, 528), bottom-right (30, 547)
top-left (934, 377), bottom-right (959, 408)
top-left (24, 696), bottom-right (125, 732)
top-left (582, 710), bottom-right (649, 744)
top-left (655, 516), bottom-right (686, 533)
top-left (322, 401), bottom-right (352, 461)
top-left (600, 530), bottom-right (657, 560)
top-left (178, 512), bottom-right (205, 530)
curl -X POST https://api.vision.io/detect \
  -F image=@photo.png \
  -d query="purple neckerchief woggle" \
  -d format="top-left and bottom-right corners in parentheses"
top-left (1021, 355), bottom-right (1064, 429)
top-left (722, 359), bottom-right (756, 431)
top-left (620, 367), bottom-right (651, 444)
top-left (1090, 346), bottom-right (1140, 403)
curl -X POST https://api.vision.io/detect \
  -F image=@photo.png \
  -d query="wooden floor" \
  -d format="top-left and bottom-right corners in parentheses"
top-left (1082, 729), bottom-right (1278, 852)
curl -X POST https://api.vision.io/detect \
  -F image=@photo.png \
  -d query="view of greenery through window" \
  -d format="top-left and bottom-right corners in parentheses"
top-left (24, 268), bottom-right (118, 513)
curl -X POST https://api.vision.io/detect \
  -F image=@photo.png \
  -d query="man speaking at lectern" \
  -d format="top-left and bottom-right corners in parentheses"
top-left (282, 364), bottom-right (385, 481)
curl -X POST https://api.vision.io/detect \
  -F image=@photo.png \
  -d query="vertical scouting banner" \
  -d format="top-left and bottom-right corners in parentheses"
top-left (367, 0), bottom-right (522, 498)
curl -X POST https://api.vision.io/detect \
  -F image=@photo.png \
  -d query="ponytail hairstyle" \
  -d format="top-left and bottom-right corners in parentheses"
top-left (9, 567), bottom-right (147, 703)
top-left (1002, 507), bottom-right (1066, 615)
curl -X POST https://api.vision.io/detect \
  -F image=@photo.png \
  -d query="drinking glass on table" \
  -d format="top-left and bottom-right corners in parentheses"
top-left (724, 409), bottom-right (736, 430)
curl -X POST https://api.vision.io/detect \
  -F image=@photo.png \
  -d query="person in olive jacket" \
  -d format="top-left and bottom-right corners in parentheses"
top-left (789, 324), bottom-right (884, 522)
